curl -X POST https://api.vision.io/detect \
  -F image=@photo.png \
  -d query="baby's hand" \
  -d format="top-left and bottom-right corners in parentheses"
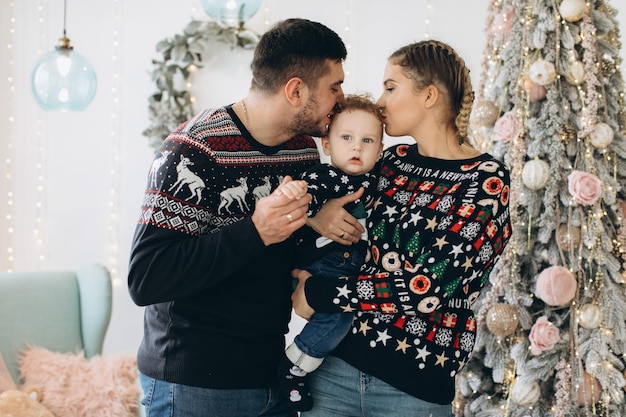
top-left (276, 179), bottom-right (308, 200)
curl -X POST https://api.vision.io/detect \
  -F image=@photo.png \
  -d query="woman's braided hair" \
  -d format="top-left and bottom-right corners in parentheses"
top-left (389, 40), bottom-right (474, 141)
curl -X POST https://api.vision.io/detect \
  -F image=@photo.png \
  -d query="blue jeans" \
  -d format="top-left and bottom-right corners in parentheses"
top-left (139, 373), bottom-right (297, 417)
top-left (294, 249), bottom-right (364, 358)
top-left (302, 356), bottom-right (454, 417)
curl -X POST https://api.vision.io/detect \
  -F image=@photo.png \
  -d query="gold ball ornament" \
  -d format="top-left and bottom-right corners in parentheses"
top-left (564, 59), bottom-right (585, 85)
top-left (579, 303), bottom-right (602, 329)
top-left (485, 303), bottom-right (519, 338)
top-left (510, 379), bottom-right (541, 406)
top-left (470, 100), bottom-right (499, 128)
top-left (557, 224), bottom-right (581, 249)
top-left (589, 122), bottom-right (614, 148)
top-left (559, 0), bottom-right (587, 22)
top-left (528, 59), bottom-right (557, 86)
top-left (522, 159), bottom-right (550, 190)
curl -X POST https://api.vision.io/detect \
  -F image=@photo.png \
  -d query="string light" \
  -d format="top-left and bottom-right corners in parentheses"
top-left (108, 0), bottom-right (123, 285)
top-left (343, 0), bottom-right (353, 84)
top-left (424, 1), bottom-right (432, 39)
top-left (3, 1), bottom-right (16, 271)
top-left (34, 0), bottom-right (49, 268)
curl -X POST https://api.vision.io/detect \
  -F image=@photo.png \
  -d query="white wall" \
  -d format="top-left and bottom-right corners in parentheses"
top-left (0, 1), bottom-right (624, 355)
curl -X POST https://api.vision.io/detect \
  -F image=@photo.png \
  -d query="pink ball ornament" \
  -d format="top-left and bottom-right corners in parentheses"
top-left (535, 266), bottom-right (577, 307)
top-left (518, 75), bottom-right (547, 102)
top-left (576, 372), bottom-right (602, 406)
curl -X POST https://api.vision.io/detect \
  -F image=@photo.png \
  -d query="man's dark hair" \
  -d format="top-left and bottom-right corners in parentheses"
top-left (251, 18), bottom-right (347, 93)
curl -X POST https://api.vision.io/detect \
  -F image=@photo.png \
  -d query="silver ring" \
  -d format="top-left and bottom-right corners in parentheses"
top-left (339, 231), bottom-right (345, 238)
top-left (286, 213), bottom-right (293, 223)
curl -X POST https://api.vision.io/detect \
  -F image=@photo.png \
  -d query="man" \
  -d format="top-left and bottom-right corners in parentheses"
top-left (128, 18), bottom-right (347, 417)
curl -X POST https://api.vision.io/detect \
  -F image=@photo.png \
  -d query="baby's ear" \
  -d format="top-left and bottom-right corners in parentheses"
top-left (320, 137), bottom-right (332, 156)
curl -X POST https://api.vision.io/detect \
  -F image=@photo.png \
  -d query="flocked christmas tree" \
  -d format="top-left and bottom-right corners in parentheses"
top-left (456, 0), bottom-right (626, 416)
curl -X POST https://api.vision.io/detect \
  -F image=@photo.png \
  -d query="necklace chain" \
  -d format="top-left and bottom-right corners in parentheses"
top-left (241, 99), bottom-right (251, 132)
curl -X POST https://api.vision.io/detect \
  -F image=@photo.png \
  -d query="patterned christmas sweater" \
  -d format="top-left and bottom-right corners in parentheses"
top-left (305, 143), bottom-right (511, 404)
top-left (128, 106), bottom-right (320, 389)
top-left (294, 164), bottom-right (375, 268)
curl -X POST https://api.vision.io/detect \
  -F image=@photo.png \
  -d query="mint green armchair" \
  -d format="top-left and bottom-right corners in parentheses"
top-left (0, 263), bottom-right (112, 383)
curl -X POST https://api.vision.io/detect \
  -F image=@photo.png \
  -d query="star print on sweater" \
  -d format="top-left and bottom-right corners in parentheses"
top-left (304, 143), bottom-right (511, 405)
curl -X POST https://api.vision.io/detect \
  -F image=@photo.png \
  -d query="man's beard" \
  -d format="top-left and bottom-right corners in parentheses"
top-left (289, 95), bottom-right (326, 138)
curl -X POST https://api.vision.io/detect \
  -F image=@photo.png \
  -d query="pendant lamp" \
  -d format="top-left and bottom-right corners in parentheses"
top-left (31, 0), bottom-right (97, 111)
top-left (199, 0), bottom-right (262, 27)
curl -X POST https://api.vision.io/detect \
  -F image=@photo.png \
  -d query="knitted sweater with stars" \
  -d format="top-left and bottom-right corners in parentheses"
top-left (293, 163), bottom-right (375, 268)
top-left (128, 106), bottom-right (320, 389)
top-left (305, 143), bottom-right (512, 405)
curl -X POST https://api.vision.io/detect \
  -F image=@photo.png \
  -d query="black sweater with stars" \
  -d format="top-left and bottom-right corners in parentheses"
top-left (128, 106), bottom-right (320, 389)
top-left (304, 143), bottom-right (512, 405)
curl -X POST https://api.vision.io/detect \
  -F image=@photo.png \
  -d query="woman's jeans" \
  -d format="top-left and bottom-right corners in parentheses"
top-left (139, 372), bottom-right (297, 417)
top-left (301, 356), bottom-right (454, 417)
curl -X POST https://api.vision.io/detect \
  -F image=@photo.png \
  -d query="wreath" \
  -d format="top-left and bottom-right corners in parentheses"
top-left (143, 20), bottom-right (259, 151)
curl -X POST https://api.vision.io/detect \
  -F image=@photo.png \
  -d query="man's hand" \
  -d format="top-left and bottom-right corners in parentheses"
top-left (252, 176), bottom-right (311, 245)
top-left (307, 188), bottom-right (365, 244)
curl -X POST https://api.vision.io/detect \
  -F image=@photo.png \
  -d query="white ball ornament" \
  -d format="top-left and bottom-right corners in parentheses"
top-left (579, 303), bottom-right (602, 329)
top-left (559, 0), bottom-right (587, 22)
top-left (528, 59), bottom-right (557, 86)
top-left (510, 379), bottom-right (541, 406)
top-left (522, 159), bottom-right (550, 190)
top-left (565, 59), bottom-right (585, 85)
top-left (589, 122), bottom-right (614, 148)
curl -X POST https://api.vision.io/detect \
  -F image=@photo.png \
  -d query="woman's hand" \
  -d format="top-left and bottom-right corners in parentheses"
top-left (307, 188), bottom-right (365, 244)
top-left (292, 269), bottom-right (315, 321)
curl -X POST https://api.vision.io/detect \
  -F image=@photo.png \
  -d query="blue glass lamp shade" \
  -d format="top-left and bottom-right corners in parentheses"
top-left (200, 0), bottom-right (262, 27)
top-left (31, 37), bottom-right (97, 111)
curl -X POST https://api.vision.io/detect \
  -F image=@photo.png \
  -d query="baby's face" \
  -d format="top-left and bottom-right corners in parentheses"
top-left (322, 109), bottom-right (383, 176)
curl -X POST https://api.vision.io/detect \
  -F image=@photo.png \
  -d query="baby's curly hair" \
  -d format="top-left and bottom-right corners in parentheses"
top-left (325, 93), bottom-right (384, 137)
top-left (335, 93), bottom-right (384, 123)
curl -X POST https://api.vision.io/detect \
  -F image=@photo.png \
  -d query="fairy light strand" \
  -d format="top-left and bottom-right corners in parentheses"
top-left (108, 0), bottom-right (123, 285)
top-left (343, 0), bottom-right (353, 83)
top-left (4, 1), bottom-right (17, 271)
top-left (34, 0), bottom-right (48, 269)
top-left (424, 0), bottom-right (432, 40)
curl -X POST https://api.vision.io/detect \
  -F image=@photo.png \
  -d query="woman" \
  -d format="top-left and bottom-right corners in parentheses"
top-left (293, 40), bottom-right (512, 416)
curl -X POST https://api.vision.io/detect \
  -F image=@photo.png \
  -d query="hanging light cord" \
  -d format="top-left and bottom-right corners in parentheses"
top-left (63, 0), bottom-right (67, 36)
top-left (58, 0), bottom-right (71, 49)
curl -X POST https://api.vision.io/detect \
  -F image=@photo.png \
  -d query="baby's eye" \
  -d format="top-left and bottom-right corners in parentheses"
top-left (342, 135), bottom-right (352, 141)
top-left (363, 138), bottom-right (374, 144)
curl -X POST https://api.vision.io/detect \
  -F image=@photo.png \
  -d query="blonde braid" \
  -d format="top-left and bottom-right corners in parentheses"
top-left (436, 41), bottom-right (475, 141)
top-left (456, 66), bottom-right (475, 140)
